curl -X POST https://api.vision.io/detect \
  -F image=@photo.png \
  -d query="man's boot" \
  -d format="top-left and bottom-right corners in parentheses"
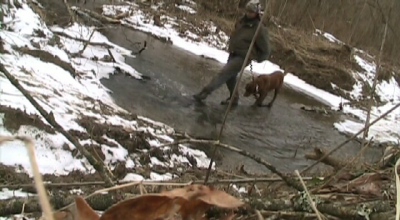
top-left (193, 89), bottom-right (210, 102)
top-left (220, 95), bottom-right (239, 106)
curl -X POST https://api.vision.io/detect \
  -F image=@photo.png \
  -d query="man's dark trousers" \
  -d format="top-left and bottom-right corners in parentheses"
top-left (202, 53), bottom-right (250, 99)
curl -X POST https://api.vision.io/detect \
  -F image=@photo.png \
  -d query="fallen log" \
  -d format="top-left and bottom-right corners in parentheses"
top-left (252, 197), bottom-right (393, 220)
top-left (0, 194), bottom-right (393, 220)
top-left (71, 7), bottom-right (120, 24)
top-left (305, 148), bottom-right (345, 169)
top-left (317, 201), bottom-right (393, 220)
top-left (0, 177), bottom-right (319, 191)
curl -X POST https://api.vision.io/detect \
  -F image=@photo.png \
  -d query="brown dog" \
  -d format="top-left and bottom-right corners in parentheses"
top-left (244, 70), bottom-right (287, 107)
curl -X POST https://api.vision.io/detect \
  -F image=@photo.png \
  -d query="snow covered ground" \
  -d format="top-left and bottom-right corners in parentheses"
top-left (102, 1), bottom-right (400, 145)
top-left (0, 0), bottom-right (213, 199)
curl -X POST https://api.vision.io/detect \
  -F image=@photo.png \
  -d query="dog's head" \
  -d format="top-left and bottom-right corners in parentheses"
top-left (244, 80), bottom-right (258, 97)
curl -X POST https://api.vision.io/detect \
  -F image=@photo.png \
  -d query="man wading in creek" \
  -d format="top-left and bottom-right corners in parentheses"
top-left (193, 1), bottom-right (271, 106)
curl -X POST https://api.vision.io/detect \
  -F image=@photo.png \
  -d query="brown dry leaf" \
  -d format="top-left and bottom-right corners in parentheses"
top-left (163, 185), bottom-right (245, 209)
top-left (178, 199), bottom-right (211, 220)
top-left (196, 186), bottom-right (245, 209)
top-left (66, 184), bottom-right (244, 220)
top-left (53, 211), bottom-right (68, 220)
top-left (52, 197), bottom-right (100, 220)
top-left (39, 211), bottom-right (70, 220)
top-left (99, 194), bottom-right (183, 220)
top-left (160, 184), bottom-right (213, 220)
top-left (52, 211), bottom-right (71, 220)
top-left (160, 184), bottom-right (209, 201)
top-left (75, 197), bottom-right (101, 220)
top-left (163, 184), bottom-right (244, 220)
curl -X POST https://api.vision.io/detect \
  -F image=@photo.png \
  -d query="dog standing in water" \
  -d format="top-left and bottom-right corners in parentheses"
top-left (244, 70), bottom-right (287, 107)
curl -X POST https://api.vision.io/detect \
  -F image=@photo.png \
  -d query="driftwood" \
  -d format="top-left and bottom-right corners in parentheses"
top-left (305, 148), bottom-right (345, 169)
top-left (301, 102), bottom-right (400, 174)
top-left (111, 6), bottom-right (134, 20)
top-left (311, 138), bottom-right (374, 193)
top-left (72, 7), bottom-right (104, 26)
top-left (0, 63), bottom-right (115, 187)
top-left (72, 7), bottom-right (120, 24)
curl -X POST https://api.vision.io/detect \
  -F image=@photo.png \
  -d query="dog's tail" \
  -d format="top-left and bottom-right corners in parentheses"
top-left (283, 69), bottom-right (289, 76)
top-left (282, 67), bottom-right (294, 76)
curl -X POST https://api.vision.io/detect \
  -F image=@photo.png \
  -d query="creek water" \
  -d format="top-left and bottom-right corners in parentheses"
top-left (98, 26), bottom-right (382, 174)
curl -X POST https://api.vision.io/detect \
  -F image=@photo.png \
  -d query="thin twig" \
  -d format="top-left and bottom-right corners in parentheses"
top-left (63, 0), bottom-right (76, 24)
top-left (53, 31), bottom-right (113, 48)
top-left (77, 29), bottom-right (96, 55)
top-left (205, 0), bottom-right (270, 184)
top-left (395, 157), bottom-right (400, 220)
top-left (295, 170), bottom-right (324, 220)
top-left (107, 48), bottom-right (117, 63)
top-left (301, 102), bottom-right (400, 174)
top-left (347, 0), bottom-right (368, 43)
top-left (131, 41), bottom-right (147, 55)
top-left (0, 136), bottom-right (54, 220)
top-left (260, 210), bottom-right (319, 219)
top-left (308, 11), bottom-right (317, 31)
top-left (360, 0), bottom-right (393, 148)
top-left (255, 210), bottom-right (264, 220)
top-left (277, 0), bottom-right (288, 19)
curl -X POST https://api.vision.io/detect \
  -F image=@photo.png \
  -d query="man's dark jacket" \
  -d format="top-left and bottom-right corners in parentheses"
top-left (228, 15), bottom-right (271, 63)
